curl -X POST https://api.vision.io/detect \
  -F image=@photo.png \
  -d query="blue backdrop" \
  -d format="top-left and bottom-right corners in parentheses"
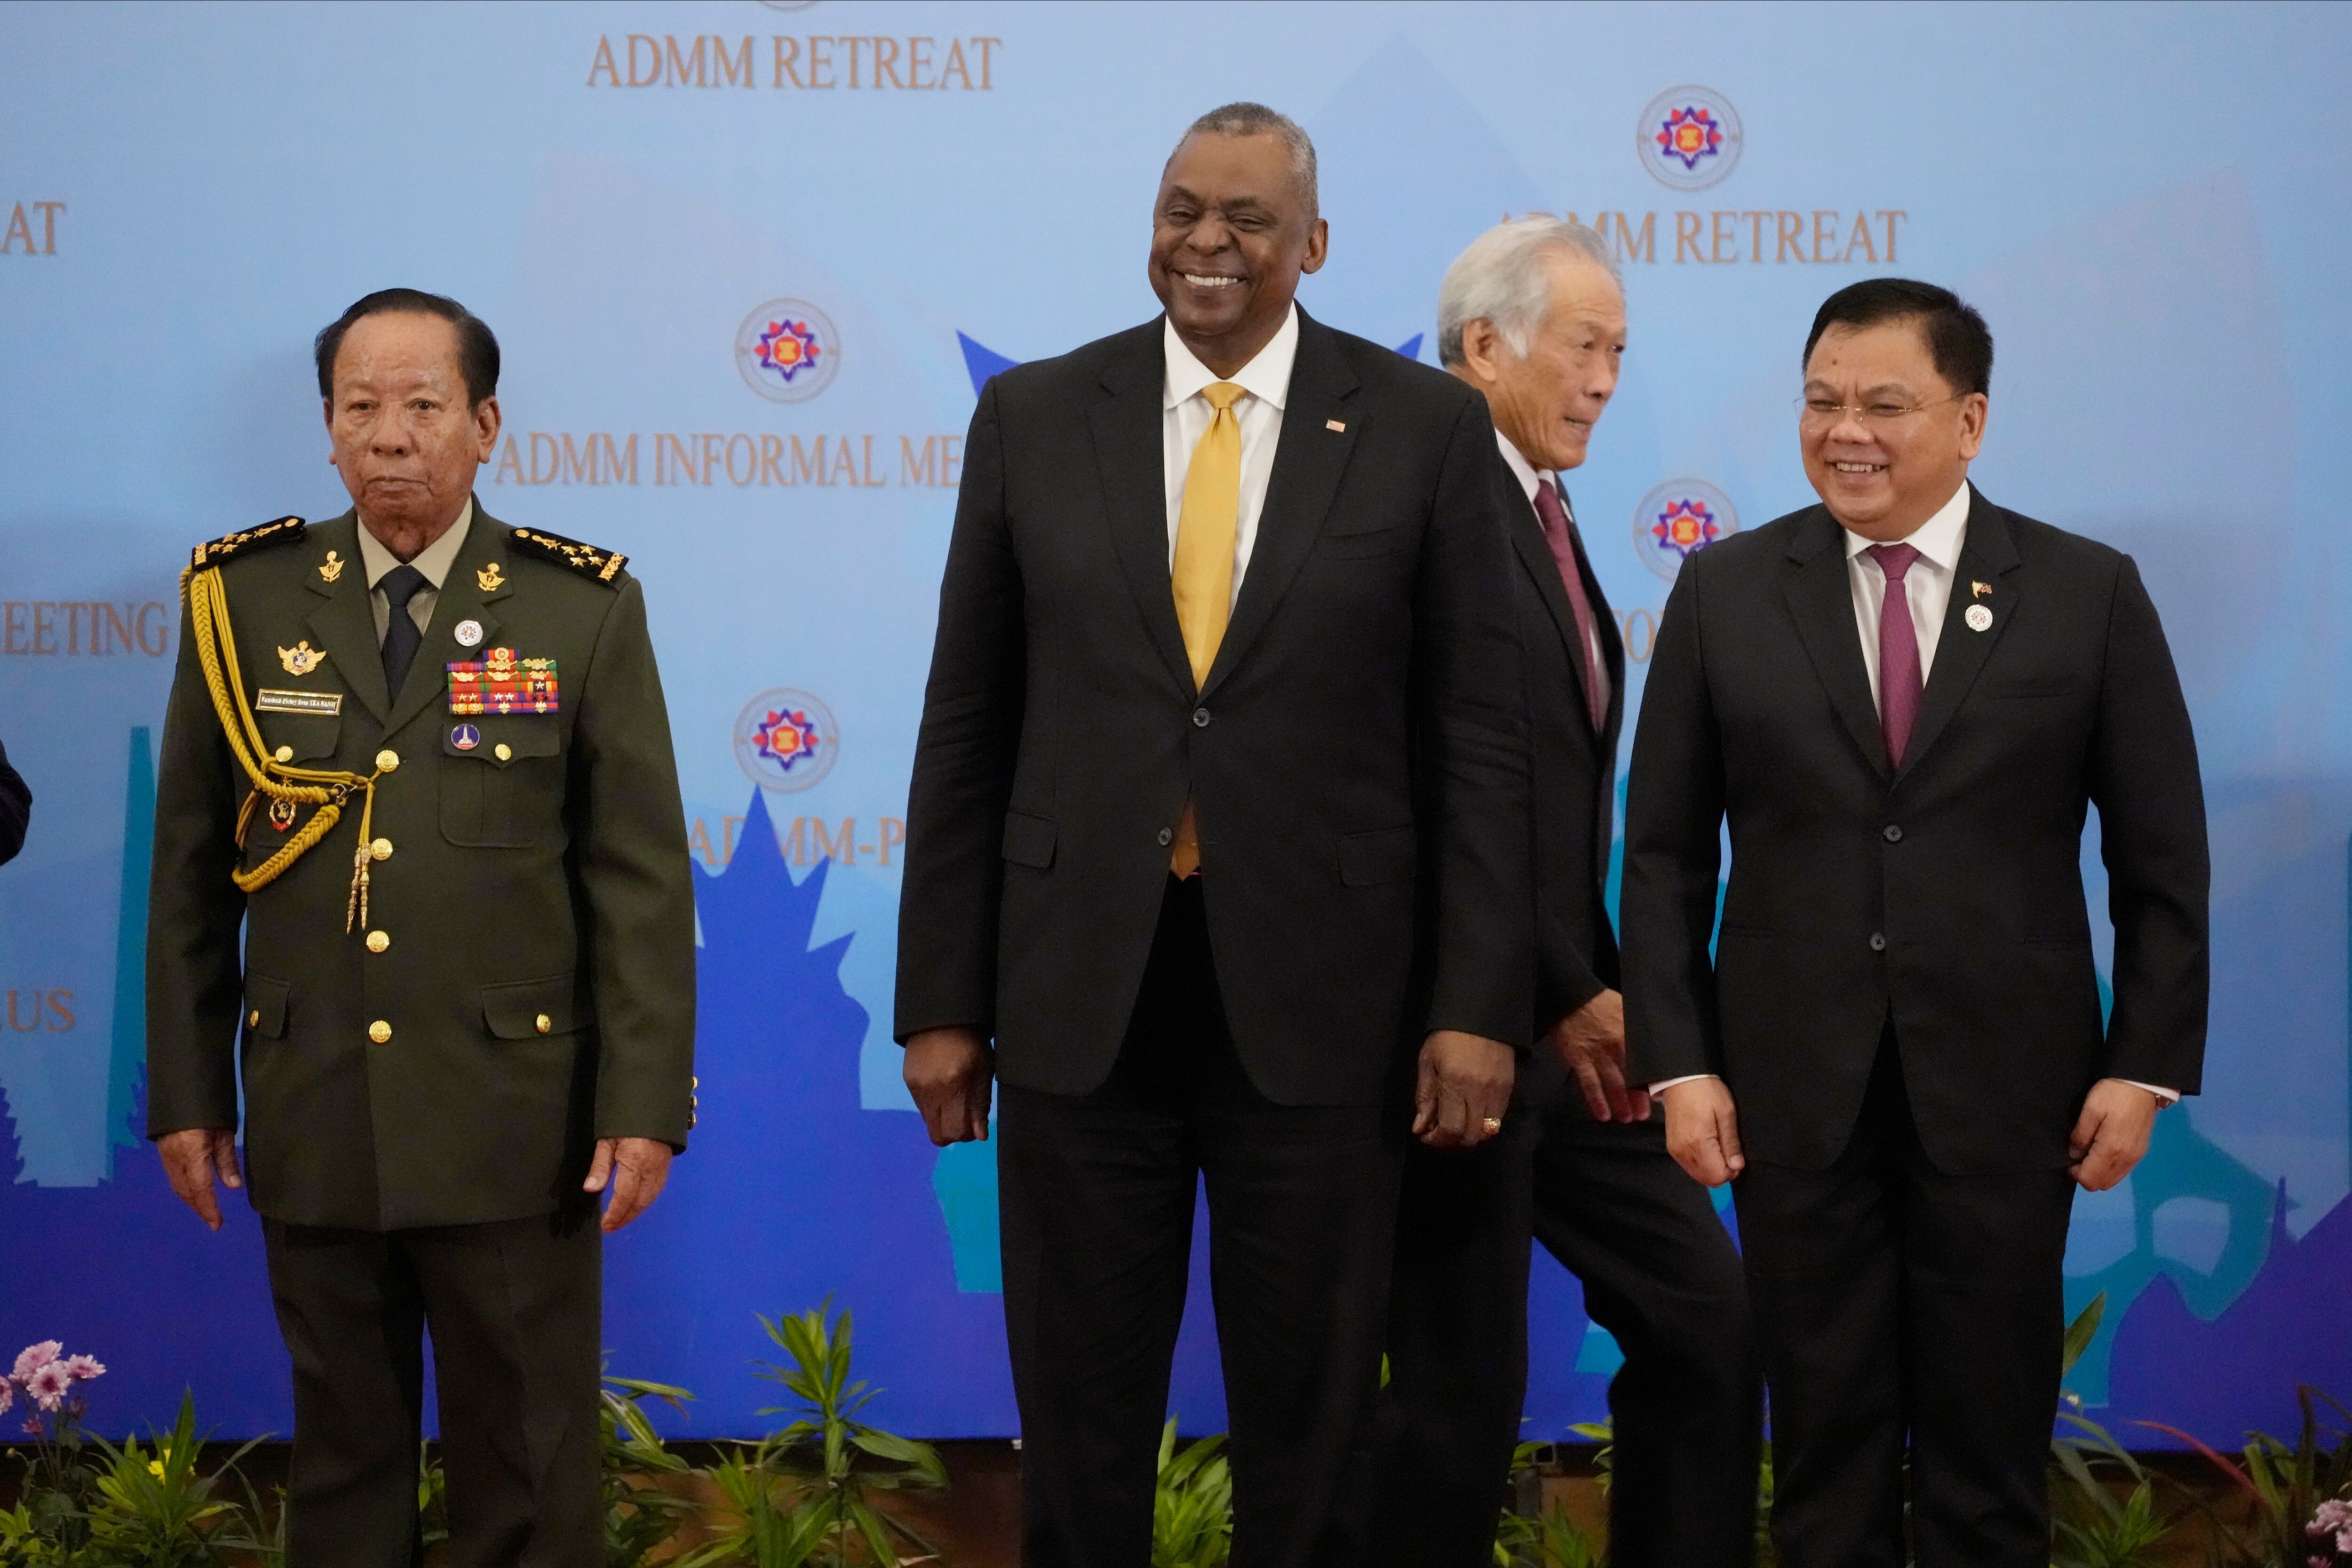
top-left (2, 0), bottom-right (2349, 1446)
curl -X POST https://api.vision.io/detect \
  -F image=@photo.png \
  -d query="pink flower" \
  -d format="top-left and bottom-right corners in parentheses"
top-left (2314, 1499), bottom-right (2351, 1533)
top-left (0, 1380), bottom-right (11, 1415)
top-left (10, 1341), bottom-right (61, 1382)
top-left (18, 1415), bottom-right (40, 1436)
top-left (61, 1354), bottom-right (104, 1382)
top-left (24, 1360), bottom-right (72, 1411)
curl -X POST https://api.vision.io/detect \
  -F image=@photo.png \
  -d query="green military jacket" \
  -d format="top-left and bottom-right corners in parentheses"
top-left (146, 500), bottom-right (696, 1231)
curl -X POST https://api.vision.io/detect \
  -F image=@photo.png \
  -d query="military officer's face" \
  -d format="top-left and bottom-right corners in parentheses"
top-left (324, 311), bottom-right (501, 560)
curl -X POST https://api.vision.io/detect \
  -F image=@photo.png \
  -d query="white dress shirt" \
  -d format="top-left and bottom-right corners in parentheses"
top-left (1650, 479), bottom-right (2177, 1103)
top-left (1495, 432), bottom-right (1610, 718)
top-left (354, 498), bottom-right (474, 645)
top-left (1162, 305), bottom-right (1299, 607)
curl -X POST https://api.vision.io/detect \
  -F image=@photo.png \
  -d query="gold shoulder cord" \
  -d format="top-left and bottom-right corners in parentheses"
top-left (182, 564), bottom-right (386, 932)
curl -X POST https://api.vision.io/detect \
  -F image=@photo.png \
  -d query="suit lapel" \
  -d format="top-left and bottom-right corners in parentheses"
top-left (1894, 486), bottom-right (2023, 781)
top-left (382, 499), bottom-right (513, 738)
top-left (1087, 328), bottom-right (1194, 696)
top-left (301, 513), bottom-right (391, 724)
top-left (1202, 310), bottom-right (1360, 698)
top-left (1780, 508), bottom-right (1890, 776)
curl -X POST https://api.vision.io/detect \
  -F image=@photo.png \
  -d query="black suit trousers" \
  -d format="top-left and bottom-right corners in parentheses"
top-left (1375, 1082), bottom-right (1758, 1567)
top-left (261, 1209), bottom-right (602, 1568)
top-left (997, 876), bottom-right (1401, 1568)
top-left (1734, 1030), bottom-right (2074, 1568)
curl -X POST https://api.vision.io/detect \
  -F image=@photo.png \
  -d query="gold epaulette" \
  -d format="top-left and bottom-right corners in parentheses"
top-left (191, 515), bottom-right (307, 570)
top-left (507, 525), bottom-right (627, 584)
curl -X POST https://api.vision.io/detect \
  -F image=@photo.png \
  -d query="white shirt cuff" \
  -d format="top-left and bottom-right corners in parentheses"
top-left (1648, 1074), bottom-right (1718, 1096)
top-left (2121, 1079), bottom-right (2180, 1106)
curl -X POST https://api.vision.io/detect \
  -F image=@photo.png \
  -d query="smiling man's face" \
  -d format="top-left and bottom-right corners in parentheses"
top-left (1800, 317), bottom-right (1986, 541)
top-left (1148, 130), bottom-right (1327, 378)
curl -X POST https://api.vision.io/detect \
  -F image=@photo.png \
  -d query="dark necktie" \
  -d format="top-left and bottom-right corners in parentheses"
top-left (1867, 542), bottom-right (1924, 768)
top-left (1530, 481), bottom-right (1608, 732)
top-left (380, 564), bottom-right (429, 698)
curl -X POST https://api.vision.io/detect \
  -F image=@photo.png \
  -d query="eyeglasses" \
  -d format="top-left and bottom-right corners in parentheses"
top-left (1794, 392), bottom-right (1967, 428)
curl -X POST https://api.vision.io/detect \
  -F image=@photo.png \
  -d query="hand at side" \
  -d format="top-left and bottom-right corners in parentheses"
top-left (1414, 1030), bottom-right (1516, 1150)
top-left (1661, 1078), bottom-right (1745, 1186)
top-left (157, 1127), bottom-right (242, 1231)
top-left (1547, 989), bottom-right (1649, 1123)
top-left (904, 1027), bottom-right (994, 1146)
top-left (2068, 1079), bottom-right (2161, 1191)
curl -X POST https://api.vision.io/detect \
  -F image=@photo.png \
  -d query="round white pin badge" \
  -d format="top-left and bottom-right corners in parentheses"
top-left (455, 619), bottom-right (484, 648)
top-left (1964, 604), bottom-right (1993, 632)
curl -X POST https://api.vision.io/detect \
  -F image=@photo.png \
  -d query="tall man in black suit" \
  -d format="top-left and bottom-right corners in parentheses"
top-left (1376, 217), bottom-right (1758, 1568)
top-left (895, 104), bottom-right (1529, 1568)
top-left (1624, 279), bottom-right (2209, 1568)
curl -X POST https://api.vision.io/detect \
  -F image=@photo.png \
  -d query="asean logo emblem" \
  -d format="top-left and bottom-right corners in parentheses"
top-left (734, 687), bottom-right (840, 793)
top-left (1637, 87), bottom-right (1742, 191)
top-left (736, 298), bottom-right (840, 403)
top-left (1631, 479), bottom-right (1740, 581)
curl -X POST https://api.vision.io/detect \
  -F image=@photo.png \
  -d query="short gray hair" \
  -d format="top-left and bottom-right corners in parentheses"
top-left (1168, 101), bottom-right (1319, 217)
top-left (1437, 216), bottom-right (1619, 369)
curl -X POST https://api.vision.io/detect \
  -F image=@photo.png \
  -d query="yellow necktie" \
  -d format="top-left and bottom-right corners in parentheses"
top-left (1168, 381), bottom-right (1244, 877)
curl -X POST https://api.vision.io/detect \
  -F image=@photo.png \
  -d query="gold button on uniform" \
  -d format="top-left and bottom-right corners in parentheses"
top-left (366, 930), bottom-right (390, 953)
top-left (248, 1010), bottom-right (262, 1028)
top-left (273, 745), bottom-right (293, 763)
top-left (368, 1019), bottom-right (393, 1044)
top-left (494, 743), bottom-right (512, 762)
top-left (371, 838), bottom-right (393, 861)
top-left (375, 749), bottom-right (400, 772)
top-left (534, 1013), bottom-right (552, 1035)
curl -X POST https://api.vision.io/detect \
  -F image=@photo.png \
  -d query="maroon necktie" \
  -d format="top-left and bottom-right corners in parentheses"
top-left (1867, 542), bottom-right (1924, 768)
top-left (1531, 482), bottom-right (1607, 732)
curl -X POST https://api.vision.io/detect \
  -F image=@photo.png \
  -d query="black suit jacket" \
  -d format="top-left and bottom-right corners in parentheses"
top-left (1621, 487), bottom-right (2208, 1173)
top-left (0, 738), bottom-right (26, 866)
top-left (1502, 465), bottom-right (1625, 1038)
top-left (896, 309), bottom-right (1531, 1106)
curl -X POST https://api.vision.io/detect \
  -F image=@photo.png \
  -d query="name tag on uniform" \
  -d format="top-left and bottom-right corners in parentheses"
top-left (255, 689), bottom-right (343, 716)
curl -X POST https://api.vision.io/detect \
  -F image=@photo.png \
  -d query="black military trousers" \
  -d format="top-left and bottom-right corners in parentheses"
top-left (1374, 1072), bottom-right (1760, 1568)
top-left (997, 874), bottom-right (1402, 1568)
top-left (1734, 1029), bottom-right (2075, 1568)
top-left (261, 1208), bottom-right (602, 1568)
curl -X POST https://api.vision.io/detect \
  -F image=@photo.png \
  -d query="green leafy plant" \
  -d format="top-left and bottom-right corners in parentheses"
top-left (1493, 1435), bottom-right (1604, 1567)
top-left (80, 1390), bottom-right (258, 1567)
top-left (682, 1300), bottom-right (947, 1567)
top-left (2141, 1384), bottom-right (2352, 1568)
top-left (1151, 1417), bottom-right (1232, 1568)
top-left (600, 1372), bottom-right (703, 1568)
top-left (2046, 1294), bottom-right (2173, 1568)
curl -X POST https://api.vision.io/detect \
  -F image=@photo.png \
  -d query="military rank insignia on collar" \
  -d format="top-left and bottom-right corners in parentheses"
top-left (507, 526), bottom-right (626, 584)
top-left (191, 515), bottom-right (307, 568)
top-left (448, 648), bottom-right (559, 715)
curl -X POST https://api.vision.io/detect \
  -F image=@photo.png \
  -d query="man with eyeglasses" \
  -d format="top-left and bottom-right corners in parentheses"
top-left (1622, 278), bottom-right (2209, 1568)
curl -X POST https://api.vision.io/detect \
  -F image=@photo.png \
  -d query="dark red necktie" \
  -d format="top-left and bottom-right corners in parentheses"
top-left (1867, 542), bottom-right (1923, 768)
top-left (1531, 482), bottom-right (1607, 732)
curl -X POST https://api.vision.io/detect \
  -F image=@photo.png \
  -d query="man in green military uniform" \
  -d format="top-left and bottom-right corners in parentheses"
top-left (146, 288), bottom-right (696, 1568)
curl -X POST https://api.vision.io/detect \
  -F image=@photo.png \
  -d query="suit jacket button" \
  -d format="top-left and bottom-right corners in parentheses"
top-left (366, 930), bottom-right (390, 954)
top-left (1157, 827), bottom-right (1174, 846)
top-left (1192, 707), bottom-right (1211, 728)
top-left (535, 1013), bottom-right (553, 1035)
top-left (1868, 932), bottom-right (1887, 953)
top-left (1882, 824), bottom-right (1903, 843)
top-left (368, 1019), bottom-right (393, 1044)
top-left (375, 749), bottom-right (400, 772)
top-left (248, 1010), bottom-right (262, 1028)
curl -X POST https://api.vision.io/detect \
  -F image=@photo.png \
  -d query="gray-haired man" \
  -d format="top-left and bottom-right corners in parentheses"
top-left (1370, 219), bottom-right (1761, 1567)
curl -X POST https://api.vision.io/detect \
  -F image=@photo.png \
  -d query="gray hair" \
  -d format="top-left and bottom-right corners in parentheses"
top-left (1168, 101), bottom-right (1319, 217)
top-left (1437, 216), bottom-right (1619, 369)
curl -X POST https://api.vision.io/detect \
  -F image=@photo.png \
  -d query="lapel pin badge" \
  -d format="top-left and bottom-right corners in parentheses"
top-left (1971, 579), bottom-right (1993, 598)
top-left (1325, 419), bottom-right (1346, 432)
top-left (454, 619), bottom-right (485, 649)
top-left (278, 640), bottom-right (326, 676)
top-left (318, 550), bottom-right (345, 584)
top-left (477, 562), bottom-right (507, 593)
top-left (1964, 604), bottom-right (1994, 632)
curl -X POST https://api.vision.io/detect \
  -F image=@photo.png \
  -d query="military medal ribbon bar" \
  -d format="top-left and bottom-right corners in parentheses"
top-left (447, 648), bottom-right (559, 716)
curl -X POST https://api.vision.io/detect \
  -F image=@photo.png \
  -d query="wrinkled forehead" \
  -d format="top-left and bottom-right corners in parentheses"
top-left (332, 313), bottom-right (465, 390)
top-left (1158, 131), bottom-right (1307, 215)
